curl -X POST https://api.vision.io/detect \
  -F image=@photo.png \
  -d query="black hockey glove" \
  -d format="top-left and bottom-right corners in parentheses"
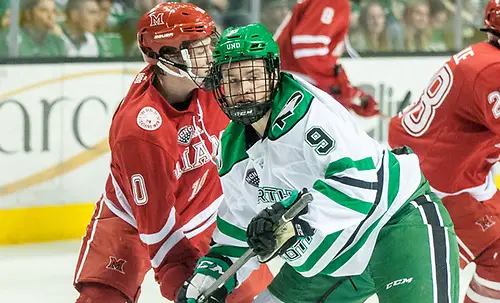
top-left (246, 190), bottom-right (314, 261)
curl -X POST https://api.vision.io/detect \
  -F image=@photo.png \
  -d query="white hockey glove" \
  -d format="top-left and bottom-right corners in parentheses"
top-left (176, 254), bottom-right (236, 303)
top-left (246, 189), bottom-right (314, 262)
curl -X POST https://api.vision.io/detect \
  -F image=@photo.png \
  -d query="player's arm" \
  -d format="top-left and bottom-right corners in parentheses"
top-left (284, 0), bottom-right (350, 78)
top-left (285, 106), bottom-right (379, 276)
top-left (177, 181), bottom-right (261, 302)
top-left (112, 138), bottom-right (201, 300)
top-left (473, 63), bottom-right (500, 136)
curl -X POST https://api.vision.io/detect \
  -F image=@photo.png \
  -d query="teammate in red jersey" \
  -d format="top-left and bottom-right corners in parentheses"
top-left (389, 1), bottom-right (500, 301)
top-left (72, 3), bottom-right (272, 303)
top-left (274, 0), bottom-right (379, 117)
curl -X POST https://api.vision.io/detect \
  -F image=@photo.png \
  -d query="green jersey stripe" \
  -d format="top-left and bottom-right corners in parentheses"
top-left (313, 180), bottom-right (373, 215)
top-left (292, 229), bottom-right (343, 273)
top-left (325, 157), bottom-right (376, 178)
top-left (387, 152), bottom-right (401, 207)
top-left (320, 216), bottom-right (384, 275)
top-left (217, 216), bottom-right (247, 242)
top-left (209, 245), bottom-right (248, 258)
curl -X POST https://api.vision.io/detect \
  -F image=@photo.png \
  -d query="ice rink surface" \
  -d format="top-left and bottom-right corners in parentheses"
top-left (0, 240), bottom-right (474, 302)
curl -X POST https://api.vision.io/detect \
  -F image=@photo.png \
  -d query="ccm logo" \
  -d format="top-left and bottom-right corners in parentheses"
top-left (386, 277), bottom-right (413, 289)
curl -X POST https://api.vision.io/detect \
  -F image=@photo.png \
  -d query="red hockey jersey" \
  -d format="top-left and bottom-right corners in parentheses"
top-left (274, 0), bottom-right (350, 93)
top-left (103, 65), bottom-right (228, 298)
top-left (389, 42), bottom-right (500, 201)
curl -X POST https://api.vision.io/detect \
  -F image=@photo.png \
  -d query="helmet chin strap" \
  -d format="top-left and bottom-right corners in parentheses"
top-left (157, 60), bottom-right (190, 78)
top-left (156, 52), bottom-right (205, 86)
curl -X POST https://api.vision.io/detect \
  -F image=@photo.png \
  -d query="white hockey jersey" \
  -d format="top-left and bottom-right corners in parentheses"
top-left (211, 73), bottom-right (426, 285)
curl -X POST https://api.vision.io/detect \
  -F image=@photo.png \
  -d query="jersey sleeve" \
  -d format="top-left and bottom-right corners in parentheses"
top-left (286, 0), bottom-right (350, 78)
top-left (111, 138), bottom-right (201, 300)
top-left (473, 62), bottom-right (500, 136)
top-left (290, 100), bottom-right (384, 277)
top-left (207, 169), bottom-right (261, 288)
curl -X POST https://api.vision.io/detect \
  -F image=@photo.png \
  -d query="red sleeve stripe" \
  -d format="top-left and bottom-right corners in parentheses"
top-left (103, 193), bottom-right (138, 228)
top-left (184, 212), bottom-right (217, 239)
top-left (150, 229), bottom-right (185, 268)
top-left (110, 172), bottom-right (135, 219)
top-left (182, 195), bottom-right (223, 232)
top-left (139, 207), bottom-right (177, 245)
top-left (291, 35), bottom-right (331, 45)
top-left (293, 47), bottom-right (329, 59)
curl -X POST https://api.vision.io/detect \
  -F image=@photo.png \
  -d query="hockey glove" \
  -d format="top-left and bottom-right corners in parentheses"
top-left (331, 64), bottom-right (380, 117)
top-left (350, 90), bottom-right (380, 117)
top-left (176, 255), bottom-right (235, 303)
top-left (246, 190), bottom-right (314, 262)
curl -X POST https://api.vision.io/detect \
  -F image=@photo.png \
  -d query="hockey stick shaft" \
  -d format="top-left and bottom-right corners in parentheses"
top-left (198, 191), bottom-right (314, 302)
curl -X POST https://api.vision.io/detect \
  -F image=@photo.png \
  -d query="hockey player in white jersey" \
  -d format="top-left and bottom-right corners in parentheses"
top-left (176, 23), bottom-right (460, 303)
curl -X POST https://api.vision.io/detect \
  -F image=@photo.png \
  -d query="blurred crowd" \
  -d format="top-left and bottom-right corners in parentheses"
top-left (0, 0), bottom-right (490, 58)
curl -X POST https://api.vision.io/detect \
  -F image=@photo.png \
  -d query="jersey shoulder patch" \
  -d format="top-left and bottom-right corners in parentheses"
top-left (268, 73), bottom-right (314, 141)
top-left (218, 122), bottom-right (248, 177)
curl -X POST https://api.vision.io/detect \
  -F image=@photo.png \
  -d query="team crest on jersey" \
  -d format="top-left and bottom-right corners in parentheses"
top-left (273, 91), bottom-right (304, 130)
top-left (245, 168), bottom-right (260, 188)
top-left (134, 72), bottom-right (147, 84)
top-left (137, 106), bottom-right (162, 131)
top-left (476, 215), bottom-right (496, 232)
top-left (106, 256), bottom-right (126, 274)
top-left (178, 125), bottom-right (194, 145)
top-left (177, 125), bottom-right (205, 145)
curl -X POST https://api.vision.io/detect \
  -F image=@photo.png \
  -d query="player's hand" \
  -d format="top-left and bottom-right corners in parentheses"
top-left (246, 190), bottom-right (314, 261)
top-left (330, 64), bottom-right (356, 108)
top-left (350, 90), bottom-right (380, 117)
top-left (176, 256), bottom-right (234, 303)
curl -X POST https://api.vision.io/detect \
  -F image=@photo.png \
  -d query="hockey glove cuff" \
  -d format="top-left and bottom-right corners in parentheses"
top-left (176, 255), bottom-right (235, 303)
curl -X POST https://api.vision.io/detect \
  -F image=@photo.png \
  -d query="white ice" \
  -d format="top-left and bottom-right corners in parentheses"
top-left (0, 240), bottom-right (474, 302)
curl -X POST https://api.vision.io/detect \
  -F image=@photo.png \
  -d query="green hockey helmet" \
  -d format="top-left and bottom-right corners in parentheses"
top-left (208, 23), bottom-right (281, 125)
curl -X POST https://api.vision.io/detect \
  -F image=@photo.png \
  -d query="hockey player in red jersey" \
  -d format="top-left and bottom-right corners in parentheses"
top-left (72, 3), bottom-right (272, 303)
top-left (274, 0), bottom-right (379, 117)
top-left (389, 1), bottom-right (500, 301)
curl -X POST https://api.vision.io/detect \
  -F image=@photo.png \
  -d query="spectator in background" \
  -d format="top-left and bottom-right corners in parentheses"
top-left (0, 0), bottom-right (66, 57)
top-left (261, 0), bottom-right (290, 35)
top-left (117, 0), bottom-right (163, 57)
top-left (61, 0), bottom-right (124, 57)
top-left (350, 2), bottom-right (391, 51)
top-left (402, 0), bottom-right (432, 51)
top-left (428, 4), bottom-right (452, 51)
top-left (0, 2), bottom-right (10, 30)
top-left (191, 0), bottom-right (228, 30)
top-left (96, 0), bottom-right (113, 32)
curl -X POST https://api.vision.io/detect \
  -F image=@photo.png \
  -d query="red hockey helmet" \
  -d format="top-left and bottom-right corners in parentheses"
top-left (481, 0), bottom-right (500, 35)
top-left (137, 2), bottom-right (217, 83)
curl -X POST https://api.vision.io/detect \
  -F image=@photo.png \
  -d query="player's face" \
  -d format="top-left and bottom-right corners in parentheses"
top-left (188, 36), bottom-right (216, 77)
top-left (220, 59), bottom-right (269, 106)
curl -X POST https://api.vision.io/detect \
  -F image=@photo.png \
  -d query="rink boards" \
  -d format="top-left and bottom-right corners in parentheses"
top-left (2, 56), bottom-right (492, 245)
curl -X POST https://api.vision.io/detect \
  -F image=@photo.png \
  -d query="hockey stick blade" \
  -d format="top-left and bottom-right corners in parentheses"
top-left (197, 191), bottom-right (314, 302)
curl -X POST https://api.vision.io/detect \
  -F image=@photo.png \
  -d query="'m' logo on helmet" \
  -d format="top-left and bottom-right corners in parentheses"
top-left (149, 13), bottom-right (164, 26)
top-left (227, 42), bottom-right (241, 50)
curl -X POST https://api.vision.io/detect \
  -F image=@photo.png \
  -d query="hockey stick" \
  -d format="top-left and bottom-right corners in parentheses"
top-left (396, 91), bottom-right (412, 113)
top-left (197, 191), bottom-right (314, 303)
